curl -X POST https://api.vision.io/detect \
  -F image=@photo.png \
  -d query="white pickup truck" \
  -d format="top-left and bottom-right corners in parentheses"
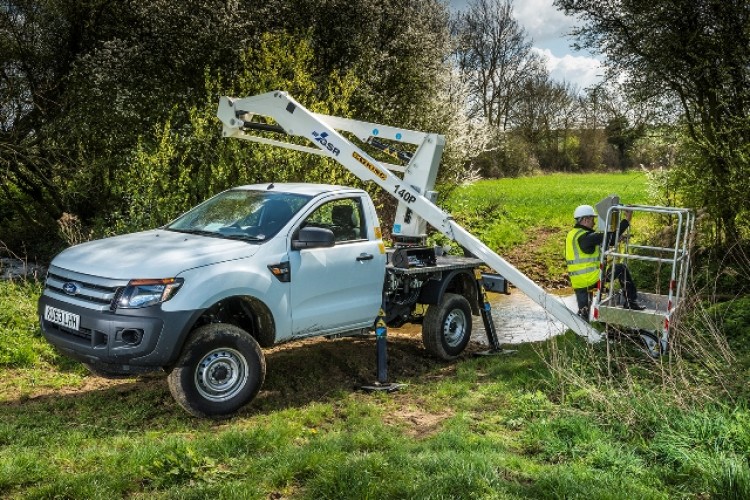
top-left (39, 181), bottom-right (498, 417)
top-left (39, 91), bottom-right (599, 418)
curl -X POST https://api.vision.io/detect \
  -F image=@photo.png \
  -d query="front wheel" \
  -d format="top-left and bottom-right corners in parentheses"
top-left (422, 293), bottom-right (473, 360)
top-left (168, 323), bottom-right (266, 418)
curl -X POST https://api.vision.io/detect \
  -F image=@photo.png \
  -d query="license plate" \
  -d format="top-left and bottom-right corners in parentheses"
top-left (44, 305), bottom-right (80, 331)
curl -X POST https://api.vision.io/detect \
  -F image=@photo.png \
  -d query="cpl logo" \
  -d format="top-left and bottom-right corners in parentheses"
top-left (62, 282), bottom-right (80, 295)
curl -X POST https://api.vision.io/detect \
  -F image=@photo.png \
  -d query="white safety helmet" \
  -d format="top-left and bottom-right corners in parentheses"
top-left (573, 205), bottom-right (596, 219)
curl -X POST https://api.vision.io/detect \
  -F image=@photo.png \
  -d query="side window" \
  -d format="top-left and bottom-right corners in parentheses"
top-left (303, 198), bottom-right (365, 243)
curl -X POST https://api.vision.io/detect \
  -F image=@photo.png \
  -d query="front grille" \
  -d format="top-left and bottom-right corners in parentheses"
top-left (44, 266), bottom-right (127, 309)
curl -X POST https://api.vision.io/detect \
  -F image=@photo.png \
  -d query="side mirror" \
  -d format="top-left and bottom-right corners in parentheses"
top-left (292, 226), bottom-right (335, 250)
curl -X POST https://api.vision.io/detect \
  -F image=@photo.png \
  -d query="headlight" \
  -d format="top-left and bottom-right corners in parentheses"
top-left (117, 278), bottom-right (183, 309)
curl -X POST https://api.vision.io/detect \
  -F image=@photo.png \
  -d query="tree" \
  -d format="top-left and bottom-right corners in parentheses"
top-left (1, 0), bottom-right (79, 224)
top-left (511, 64), bottom-right (579, 171)
top-left (1, 0), bottom-right (259, 250)
top-left (554, 0), bottom-right (750, 244)
top-left (451, 0), bottom-right (539, 129)
top-left (605, 115), bottom-right (643, 170)
top-left (1, 0), bottom-right (462, 255)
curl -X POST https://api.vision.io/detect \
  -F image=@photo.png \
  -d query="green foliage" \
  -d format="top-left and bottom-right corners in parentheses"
top-left (141, 445), bottom-right (230, 489)
top-left (473, 133), bottom-right (538, 178)
top-left (706, 297), bottom-right (750, 355)
top-left (106, 33), bottom-right (361, 234)
top-left (605, 115), bottom-right (644, 169)
top-left (670, 130), bottom-right (750, 245)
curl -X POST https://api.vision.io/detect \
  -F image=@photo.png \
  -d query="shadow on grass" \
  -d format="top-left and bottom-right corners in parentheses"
top-left (0, 332), bottom-right (483, 431)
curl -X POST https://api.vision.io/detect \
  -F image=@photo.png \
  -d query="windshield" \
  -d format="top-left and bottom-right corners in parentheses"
top-left (166, 189), bottom-right (312, 242)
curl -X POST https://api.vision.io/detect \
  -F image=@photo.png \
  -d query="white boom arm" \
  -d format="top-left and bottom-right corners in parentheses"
top-left (217, 91), bottom-right (601, 342)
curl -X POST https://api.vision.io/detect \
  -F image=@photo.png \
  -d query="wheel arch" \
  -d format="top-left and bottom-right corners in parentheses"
top-left (167, 294), bottom-right (277, 369)
top-left (418, 269), bottom-right (480, 315)
top-left (193, 295), bottom-right (277, 348)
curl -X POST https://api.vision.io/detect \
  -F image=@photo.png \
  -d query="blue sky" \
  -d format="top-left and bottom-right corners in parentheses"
top-left (448, 0), bottom-right (603, 90)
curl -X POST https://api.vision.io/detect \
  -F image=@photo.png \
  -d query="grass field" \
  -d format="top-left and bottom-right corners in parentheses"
top-left (437, 171), bottom-right (648, 247)
top-left (433, 171), bottom-right (651, 284)
top-left (1, 172), bottom-right (749, 499)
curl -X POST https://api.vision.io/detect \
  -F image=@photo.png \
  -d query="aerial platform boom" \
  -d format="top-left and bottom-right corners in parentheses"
top-left (217, 91), bottom-right (602, 342)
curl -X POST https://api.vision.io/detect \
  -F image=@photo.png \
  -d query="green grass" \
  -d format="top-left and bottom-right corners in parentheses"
top-left (1, 302), bottom-right (748, 499)
top-left (435, 172), bottom-right (650, 253)
top-left (0, 279), bottom-right (88, 400)
top-left (1, 172), bottom-right (748, 499)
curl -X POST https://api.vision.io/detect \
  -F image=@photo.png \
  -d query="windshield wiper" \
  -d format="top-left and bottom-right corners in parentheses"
top-left (167, 227), bottom-right (265, 242)
top-left (221, 233), bottom-right (264, 242)
top-left (167, 228), bottom-right (221, 238)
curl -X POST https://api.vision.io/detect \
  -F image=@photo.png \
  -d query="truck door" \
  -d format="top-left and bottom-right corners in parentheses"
top-left (289, 196), bottom-right (385, 336)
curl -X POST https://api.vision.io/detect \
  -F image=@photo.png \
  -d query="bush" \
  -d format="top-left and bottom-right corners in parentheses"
top-left (473, 134), bottom-right (537, 179)
top-left (706, 296), bottom-right (750, 355)
top-left (104, 33), bottom-right (361, 235)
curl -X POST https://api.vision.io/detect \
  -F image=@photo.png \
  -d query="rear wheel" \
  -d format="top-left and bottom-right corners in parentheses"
top-left (168, 323), bottom-right (265, 418)
top-left (422, 293), bottom-right (472, 360)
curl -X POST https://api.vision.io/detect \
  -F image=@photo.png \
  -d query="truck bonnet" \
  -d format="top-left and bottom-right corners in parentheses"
top-left (51, 229), bottom-right (262, 279)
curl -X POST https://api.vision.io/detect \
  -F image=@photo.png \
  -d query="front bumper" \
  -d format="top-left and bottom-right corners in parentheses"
top-left (38, 294), bottom-right (198, 369)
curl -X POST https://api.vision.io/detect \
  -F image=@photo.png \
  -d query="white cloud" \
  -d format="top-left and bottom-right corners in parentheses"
top-left (533, 48), bottom-right (603, 90)
top-left (513, 0), bottom-right (573, 44)
top-left (450, 0), bottom-right (603, 89)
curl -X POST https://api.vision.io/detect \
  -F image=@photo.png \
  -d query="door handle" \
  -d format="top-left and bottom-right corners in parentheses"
top-left (356, 253), bottom-right (374, 261)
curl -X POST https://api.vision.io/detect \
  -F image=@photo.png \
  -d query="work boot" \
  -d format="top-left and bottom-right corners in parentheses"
top-left (623, 300), bottom-right (646, 311)
top-left (577, 306), bottom-right (590, 322)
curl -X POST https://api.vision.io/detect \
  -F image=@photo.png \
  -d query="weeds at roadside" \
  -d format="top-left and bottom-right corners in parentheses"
top-left (535, 256), bottom-right (750, 499)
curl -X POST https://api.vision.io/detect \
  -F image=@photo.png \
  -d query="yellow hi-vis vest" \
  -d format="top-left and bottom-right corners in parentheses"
top-left (565, 228), bottom-right (600, 289)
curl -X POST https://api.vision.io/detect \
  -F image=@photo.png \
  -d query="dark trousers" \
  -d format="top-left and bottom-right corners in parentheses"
top-left (574, 263), bottom-right (638, 318)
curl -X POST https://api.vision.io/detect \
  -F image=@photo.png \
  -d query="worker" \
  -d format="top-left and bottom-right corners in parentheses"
top-left (565, 204), bottom-right (645, 320)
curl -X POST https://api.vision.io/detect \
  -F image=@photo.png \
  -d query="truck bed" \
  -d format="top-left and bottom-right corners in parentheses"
top-left (386, 254), bottom-right (485, 275)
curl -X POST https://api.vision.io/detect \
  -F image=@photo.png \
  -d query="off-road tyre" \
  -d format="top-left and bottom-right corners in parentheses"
top-left (168, 323), bottom-right (266, 418)
top-left (422, 293), bottom-right (472, 360)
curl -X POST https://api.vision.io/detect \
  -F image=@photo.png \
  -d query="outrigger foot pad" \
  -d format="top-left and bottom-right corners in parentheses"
top-left (360, 382), bottom-right (405, 393)
top-left (474, 348), bottom-right (516, 357)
